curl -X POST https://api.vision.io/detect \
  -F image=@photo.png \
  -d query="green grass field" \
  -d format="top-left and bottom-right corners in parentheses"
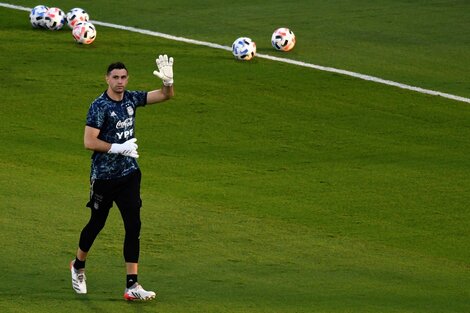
top-left (0, 1), bottom-right (469, 312)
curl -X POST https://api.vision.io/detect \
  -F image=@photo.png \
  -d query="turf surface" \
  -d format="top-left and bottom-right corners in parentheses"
top-left (0, 1), bottom-right (469, 312)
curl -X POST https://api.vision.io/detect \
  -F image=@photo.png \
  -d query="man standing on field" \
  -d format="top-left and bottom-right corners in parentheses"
top-left (70, 55), bottom-right (175, 301)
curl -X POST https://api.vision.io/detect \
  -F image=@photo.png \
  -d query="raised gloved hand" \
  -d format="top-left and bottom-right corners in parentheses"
top-left (153, 54), bottom-right (174, 86)
top-left (108, 138), bottom-right (139, 158)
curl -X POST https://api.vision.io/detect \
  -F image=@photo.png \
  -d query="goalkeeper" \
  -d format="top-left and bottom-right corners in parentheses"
top-left (70, 55), bottom-right (174, 301)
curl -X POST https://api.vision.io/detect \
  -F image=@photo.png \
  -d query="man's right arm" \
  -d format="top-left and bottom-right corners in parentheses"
top-left (84, 126), bottom-right (111, 152)
top-left (84, 126), bottom-right (139, 158)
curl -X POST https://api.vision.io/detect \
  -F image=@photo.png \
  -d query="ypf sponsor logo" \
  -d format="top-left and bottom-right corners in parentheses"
top-left (117, 129), bottom-right (134, 140)
top-left (115, 117), bottom-right (134, 140)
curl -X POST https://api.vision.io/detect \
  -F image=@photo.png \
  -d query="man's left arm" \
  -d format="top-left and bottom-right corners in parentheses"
top-left (147, 85), bottom-right (174, 104)
top-left (147, 54), bottom-right (175, 105)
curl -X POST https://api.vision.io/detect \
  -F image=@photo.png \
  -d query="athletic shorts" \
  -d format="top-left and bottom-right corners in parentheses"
top-left (86, 169), bottom-right (142, 211)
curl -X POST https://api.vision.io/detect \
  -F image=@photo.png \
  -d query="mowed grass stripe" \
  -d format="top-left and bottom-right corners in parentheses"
top-left (1, 2), bottom-right (469, 104)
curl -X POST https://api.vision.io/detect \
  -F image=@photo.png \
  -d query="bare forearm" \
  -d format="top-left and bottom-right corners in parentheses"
top-left (147, 85), bottom-right (174, 104)
top-left (85, 137), bottom-right (111, 152)
top-left (162, 84), bottom-right (174, 98)
top-left (84, 126), bottom-right (111, 152)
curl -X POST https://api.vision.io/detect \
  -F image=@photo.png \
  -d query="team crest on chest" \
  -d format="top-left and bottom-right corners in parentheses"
top-left (127, 106), bottom-right (134, 116)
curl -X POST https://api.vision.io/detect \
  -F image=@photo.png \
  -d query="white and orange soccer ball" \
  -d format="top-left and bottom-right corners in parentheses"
top-left (66, 8), bottom-right (90, 29)
top-left (271, 27), bottom-right (296, 52)
top-left (72, 21), bottom-right (97, 44)
top-left (44, 7), bottom-right (66, 30)
top-left (231, 37), bottom-right (257, 61)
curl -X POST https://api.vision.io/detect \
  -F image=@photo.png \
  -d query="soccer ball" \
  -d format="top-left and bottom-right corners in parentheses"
top-left (29, 5), bottom-right (49, 28)
top-left (232, 37), bottom-right (256, 61)
top-left (66, 8), bottom-right (89, 29)
top-left (72, 22), bottom-right (97, 44)
top-left (271, 27), bottom-right (296, 52)
top-left (44, 7), bottom-right (66, 30)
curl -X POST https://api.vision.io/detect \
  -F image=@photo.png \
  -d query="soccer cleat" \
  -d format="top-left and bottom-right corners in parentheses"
top-left (70, 260), bottom-right (87, 294)
top-left (123, 283), bottom-right (156, 301)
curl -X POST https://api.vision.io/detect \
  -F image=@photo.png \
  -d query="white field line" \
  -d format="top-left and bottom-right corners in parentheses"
top-left (3, 2), bottom-right (469, 104)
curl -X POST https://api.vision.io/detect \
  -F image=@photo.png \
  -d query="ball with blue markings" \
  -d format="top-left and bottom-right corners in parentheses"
top-left (29, 5), bottom-right (49, 28)
top-left (232, 37), bottom-right (257, 61)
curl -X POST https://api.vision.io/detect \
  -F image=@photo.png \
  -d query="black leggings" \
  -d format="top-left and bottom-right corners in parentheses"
top-left (79, 170), bottom-right (142, 263)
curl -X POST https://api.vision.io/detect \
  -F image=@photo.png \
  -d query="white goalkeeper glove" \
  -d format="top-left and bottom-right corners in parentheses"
top-left (108, 138), bottom-right (139, 158)
top-left (153, 54), bottom-right (174, 86)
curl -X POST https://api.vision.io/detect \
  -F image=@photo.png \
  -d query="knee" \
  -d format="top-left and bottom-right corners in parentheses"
top-left (127, 219), bottom-right (141, 236)
top-left (84, 217), bottom-right (107, 235)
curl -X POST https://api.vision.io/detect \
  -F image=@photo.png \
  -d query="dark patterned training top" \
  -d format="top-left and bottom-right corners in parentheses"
top-left (86, 90), bottom-right (147, 180)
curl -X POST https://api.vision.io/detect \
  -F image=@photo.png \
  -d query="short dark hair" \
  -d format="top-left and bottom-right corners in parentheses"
top-left (107, 62), bottom-right (127, 75)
